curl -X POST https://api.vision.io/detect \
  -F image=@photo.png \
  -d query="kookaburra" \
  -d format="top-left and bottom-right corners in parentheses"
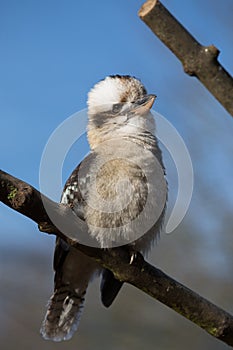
top-left (41, 75), bottom-right (167, 341)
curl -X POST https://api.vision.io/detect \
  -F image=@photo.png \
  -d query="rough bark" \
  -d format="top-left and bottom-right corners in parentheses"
top-left (138, 0), bottom-right (233, 117)
top-left (1, 169), bottom-right (233, 346)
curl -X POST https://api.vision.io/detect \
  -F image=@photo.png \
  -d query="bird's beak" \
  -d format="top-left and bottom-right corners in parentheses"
top-left (130, 94), bottom-right (156, 115)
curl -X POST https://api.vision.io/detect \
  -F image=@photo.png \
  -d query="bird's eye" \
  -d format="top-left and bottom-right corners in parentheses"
top-left (112, 103), bottom-right (122, 114)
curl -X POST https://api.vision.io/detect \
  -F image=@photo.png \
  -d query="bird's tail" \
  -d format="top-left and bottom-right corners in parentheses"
top-left (40, 285), bottom-right (86, 342)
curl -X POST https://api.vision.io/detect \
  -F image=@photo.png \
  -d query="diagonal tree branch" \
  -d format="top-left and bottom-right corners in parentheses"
top-left (1, 169), bottom-right (233, 346)
top-left (138, 0), bottom-right (233, 117)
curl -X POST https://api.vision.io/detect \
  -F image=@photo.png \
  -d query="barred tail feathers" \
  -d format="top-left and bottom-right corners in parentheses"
top-left (40, 286), bottom-right (86, 342)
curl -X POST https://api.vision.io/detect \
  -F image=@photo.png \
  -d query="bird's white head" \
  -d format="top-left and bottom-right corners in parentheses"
top-left (87, 75), bottom-right (156, 149)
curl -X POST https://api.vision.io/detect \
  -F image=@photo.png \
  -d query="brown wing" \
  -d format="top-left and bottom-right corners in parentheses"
top-left (41, 153), bottom-right (99, 341)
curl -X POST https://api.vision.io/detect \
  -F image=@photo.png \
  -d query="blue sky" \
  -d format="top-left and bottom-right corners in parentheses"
top-left (1, 3), bottom-right (233, 349)
top-left (1, 0), bottom-right (233, 264)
